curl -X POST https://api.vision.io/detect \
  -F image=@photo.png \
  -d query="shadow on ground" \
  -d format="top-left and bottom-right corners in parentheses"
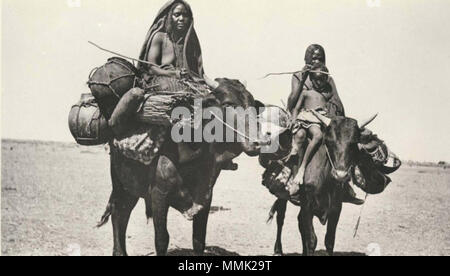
top-left (145, 246), bottom-right (240, 256)
top-left (284, 250), bottom-right (366, 256)
top-left (146, 248), bottom-right (365, 256)
top-left (168, 246), bottom-right (240, 256)
top-left (209, 206), bottom-right (231, 215)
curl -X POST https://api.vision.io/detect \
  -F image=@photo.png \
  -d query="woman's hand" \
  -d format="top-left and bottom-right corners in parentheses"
top-left (174, 68), bottom-right (189, 79)
top-left (301, 64), bottom-right (313, 82)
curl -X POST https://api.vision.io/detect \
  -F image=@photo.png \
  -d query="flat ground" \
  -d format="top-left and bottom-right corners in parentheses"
top-left (2, 140), bottom-right (449, 256)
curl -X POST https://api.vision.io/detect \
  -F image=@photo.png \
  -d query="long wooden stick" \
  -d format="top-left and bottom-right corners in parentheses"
top-left (261, 70), bottom-right (332, 79)
top-left (88, 41), bottom-right (159, 67)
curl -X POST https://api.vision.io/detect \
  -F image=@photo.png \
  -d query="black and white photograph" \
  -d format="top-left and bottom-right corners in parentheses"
top-left (1, 0), bottom-right (449, 258)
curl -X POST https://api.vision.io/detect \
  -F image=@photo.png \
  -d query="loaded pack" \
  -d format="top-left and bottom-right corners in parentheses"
top-left (68, 57), bottom-right (210, 148)
top-left (261, 129), bottom-right (402, 205)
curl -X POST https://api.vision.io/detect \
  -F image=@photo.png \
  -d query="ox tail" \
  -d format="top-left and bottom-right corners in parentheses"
top-left (96, 202), bottom-right (113, 228)
top-left (267, 200), bottom-right (279, 224)
top-left (145, 197), bottom-right (153, 223)
top-left (96, 191), bottom-right (115, 228)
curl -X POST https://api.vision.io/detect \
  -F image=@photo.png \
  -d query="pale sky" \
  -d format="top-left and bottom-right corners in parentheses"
top-left (2, 0), bottom-right (450, 162)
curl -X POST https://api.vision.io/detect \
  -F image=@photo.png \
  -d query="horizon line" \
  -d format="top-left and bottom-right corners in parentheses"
top-left (1, 137), bottom-right (448, 165)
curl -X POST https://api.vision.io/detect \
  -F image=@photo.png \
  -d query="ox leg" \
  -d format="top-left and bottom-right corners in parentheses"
top-left (111, 191), bottom-right (139, 256)
top-left (298, 206), bottom-right (317, 256)
top-left (151, 187), bottom-right (170, 256)
top-left (192, 195), bottom-right (213, 255)
top-left (193, 167), bottom-right (221, 256)
top-left (151, 156), bottom-right (180, 256)
top-left (325, 203), bottom-right (342, 256)
top-left (274, 199), bottom-right (288, 256)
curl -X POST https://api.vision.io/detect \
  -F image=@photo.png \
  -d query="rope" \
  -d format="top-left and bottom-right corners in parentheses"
top-left (353, 193), bottom-right (369, 238)
top-left (325, 145), bottom-right (337, 172)
top-left (209, 111), bottom-right (253, 141)
top-left (325, 144), bottom-right (353, 176)
top-left (88, 41), bottom-right (159, 68)
top-left (326, 143), bottom-right (365, 239)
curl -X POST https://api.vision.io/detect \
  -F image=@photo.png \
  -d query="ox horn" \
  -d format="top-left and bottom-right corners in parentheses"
top-left (359, 113), bottom-right (378, 129)
top-left (204, 74), bottom-right (219, 90)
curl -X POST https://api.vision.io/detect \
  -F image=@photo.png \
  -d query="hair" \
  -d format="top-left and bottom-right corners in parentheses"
top-left (165, 1), bottom-right (192, 36)
top-left (304, 44), bottom-right (326, 65)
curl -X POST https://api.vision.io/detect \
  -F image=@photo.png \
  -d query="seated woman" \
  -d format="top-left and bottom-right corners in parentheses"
top-left (109, 1), bottom-right (211, 221)
top-left (287, 44), bottom-right (364, 205)
top-left (136, 0), bottom-right (238, 171)
top-left (137, 0), bottom-right (205, 90)
top-left (287, 44), bottom-right (345, 117)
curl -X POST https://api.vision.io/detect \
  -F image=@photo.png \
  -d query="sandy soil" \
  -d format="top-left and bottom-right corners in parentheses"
top-left (2, 139), bottom-right (449, 256)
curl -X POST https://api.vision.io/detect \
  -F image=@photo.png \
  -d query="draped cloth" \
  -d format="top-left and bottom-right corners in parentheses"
top-left (137, 0), bottom-right (204, 81)
top-left (115, 1), bottom-right (210, 166)
top-left (293, 44), bottom-right (345, 117)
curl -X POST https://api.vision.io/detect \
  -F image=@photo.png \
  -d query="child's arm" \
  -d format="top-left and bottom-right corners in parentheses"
top-left (288, 74), bottom-right (303, 113)
top-left (291, 93), bottom-right (305, 122)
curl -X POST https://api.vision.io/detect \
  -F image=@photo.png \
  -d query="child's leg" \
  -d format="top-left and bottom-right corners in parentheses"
top-left (302, 125), bottom-right (324, 168)
top-left (287, 129), bottom-right (307, 166)
top-left (286, 129), bottom-right (307, 195)
top-left (293, 125), bottom-right (323, 186)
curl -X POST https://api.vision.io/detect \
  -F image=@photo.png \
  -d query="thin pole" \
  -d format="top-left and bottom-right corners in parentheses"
top-left (88, 41), bottom-right (159, 68)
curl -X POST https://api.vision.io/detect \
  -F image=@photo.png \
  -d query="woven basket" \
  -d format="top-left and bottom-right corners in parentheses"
top-left (135, 91), bottom-right (202, 126)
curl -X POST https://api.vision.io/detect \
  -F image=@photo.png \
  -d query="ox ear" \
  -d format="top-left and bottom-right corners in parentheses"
top-left (255, 100), bottom-right (266, 116)
top-left (202, 93), bottom-right (219, 108)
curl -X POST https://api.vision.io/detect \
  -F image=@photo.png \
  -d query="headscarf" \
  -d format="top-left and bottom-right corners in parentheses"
top-left (138, 0), bottom-right (204, 80)
top-left (299, 44), bottom-right (345, 116)
top-left (304, 44), bottom-right (326, 65)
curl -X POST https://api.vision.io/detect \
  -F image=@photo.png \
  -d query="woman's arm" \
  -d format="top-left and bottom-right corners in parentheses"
top-left (327, 77), bottom-right (346, 116)
top-left (146, 33), bottom-right (180, 78)
top-left (287, 65), bottom-right (311, 113)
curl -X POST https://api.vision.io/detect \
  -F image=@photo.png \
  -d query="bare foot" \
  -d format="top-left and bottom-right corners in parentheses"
top-left (287, 179), bottom-right (300, 196)
top-left (182, 203), bottom-right (204, 221)
top-left (289, 167), bottom-right (305, 195)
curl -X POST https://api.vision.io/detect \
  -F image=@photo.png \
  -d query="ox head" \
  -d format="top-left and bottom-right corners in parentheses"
top-left (319, 114), bottom-right (378, 182)
top-left (203, 76), bottom-right (267, 156)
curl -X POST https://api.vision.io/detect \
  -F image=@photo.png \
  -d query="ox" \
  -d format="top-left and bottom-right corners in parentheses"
top-left (270, 114), bottom-right (377, 256)
top-left (98, 77), bottom-right (267, 256)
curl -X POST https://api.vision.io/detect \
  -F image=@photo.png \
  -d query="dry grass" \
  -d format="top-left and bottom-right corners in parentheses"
top-left (2, 139), bottom-right (450, 256)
